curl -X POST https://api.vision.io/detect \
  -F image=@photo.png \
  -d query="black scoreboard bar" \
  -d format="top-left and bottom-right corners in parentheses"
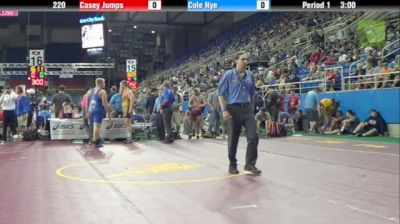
top-left (0, 0), bottom-right (396, 11)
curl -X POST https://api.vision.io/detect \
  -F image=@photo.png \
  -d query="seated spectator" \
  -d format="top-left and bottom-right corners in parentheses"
top-left (352, 109), bottom-right (388, 137)
top-left (279, 111), bottom-right (295, 134)
top-left (351, 48), bottom-right (360, 62)
top-left (255, 108), bottom-right (271, 135)
top-left (334, 109), bottom-right (359, 135)
top-left (376, 61), bottom-right (393, 88)
top-left (58, 102), bottom-right (74, 119)
top-left (324, 110), bottom-right (343, 134)
top-left (392, 63), bottom-right (400, 87)
top-left (324, 52), bottom-right (335, 66)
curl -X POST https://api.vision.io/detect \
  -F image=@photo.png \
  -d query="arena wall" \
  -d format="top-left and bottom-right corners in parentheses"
top-left (300, 88), bottom-right (400, 138)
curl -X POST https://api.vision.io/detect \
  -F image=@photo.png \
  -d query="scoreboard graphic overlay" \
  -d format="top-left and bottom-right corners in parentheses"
top-left (0, 0), bottom-right (396, 11)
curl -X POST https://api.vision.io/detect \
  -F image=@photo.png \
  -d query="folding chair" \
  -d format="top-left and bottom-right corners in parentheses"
top-left (132, 114), bottom-right (151, 140)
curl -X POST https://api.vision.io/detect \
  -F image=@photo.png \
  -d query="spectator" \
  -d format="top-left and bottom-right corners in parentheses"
top-left (204, 89), bottom-right (221, 138)
top-left (255, 107), bottom-right (271, 135)
top-left (304, 86), bottom-right (321, 133)
top-left (353, 109), bottom-right (388, 137)
top-left (15, 85), bottom-right (31, 135)
top-left (171, 85), bottom-right (183, 139)
top-left (58, 102), bottom-right (74, 119)
top-left (146, 89), bottom-right (157, 116)
top-left (319, 98), bottom-right (338, 133)
top-left (51, 85), bottom-right (72, 118)
top-left (189, 88), bottom-right (205, 139)
top-left (265, 86), bottom-right (280, 122)
top-left (109, 90), bottom-right (122, 117)
top-left (287, 90), bottom-right (300, 116)
top-left (108, 85), bottom-right (118, 102)
top-left (330, 109), bottom-right (359, 135)
top-left (161, 81), bottom-right (175, 143)
top-left (0, 86), bottom-right (18, 142)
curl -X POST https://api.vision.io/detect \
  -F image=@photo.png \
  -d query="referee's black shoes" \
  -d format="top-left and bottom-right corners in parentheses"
top-left (228, 166), bottom-right (239, 175)
top-left (244, 164), bottom-right (262, 175)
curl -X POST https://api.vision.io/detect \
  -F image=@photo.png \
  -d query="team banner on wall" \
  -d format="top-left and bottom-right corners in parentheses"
top-left (50, 118), bottom-right (128, 140)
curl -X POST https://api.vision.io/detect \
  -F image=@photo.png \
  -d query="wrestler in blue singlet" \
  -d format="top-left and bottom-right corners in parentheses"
top-left (89, 89), bottom-right (105, 124)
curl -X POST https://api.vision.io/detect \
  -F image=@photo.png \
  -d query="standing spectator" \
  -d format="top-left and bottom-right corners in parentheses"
top-left (189, 88), bottom-right (205, 139)
top-left (160, 81), bottom-right (175, 144)
top-left (171, 85), bottom-right (182, 139)
top-left (15, 86), bottom-right (31, 136)
top-left (0, 86), bottom-right (18, 142)
top-left (287, 90), bottom-right (300, 116)
top-left (204, 89), bottom-right (221, 138)
top-left (146, 89), bottom-right (157, 116)
top-left (304, 86), bottom-right (321, 133)
top-left (108, 85), bottom-right (118, 102)
top-left (217, 51), bottom-right (261, 175)
top-left (153, 89), bottom-right (165, 141)
top-left (51, 85), bottom-right (71, 118)
top-left (109, 90), bottom-right (122, 118)
top-left (265, 86), bottom-right (280, 122)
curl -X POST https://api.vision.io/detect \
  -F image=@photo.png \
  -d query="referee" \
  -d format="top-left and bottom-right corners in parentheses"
top-left (217, 51), bottom-right (261, 175)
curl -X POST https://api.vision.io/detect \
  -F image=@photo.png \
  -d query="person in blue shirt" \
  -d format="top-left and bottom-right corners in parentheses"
top-left (88, 78), bottom-right (111, 148)
top-left (15, 85), bottom-right (31, 136)
top-left (109, 92), bottom-right (122, 117)
top-left (160, 81), bottom-right (175, 143)
top-left (217, 51), bottom-right (261, 175)
top-left (304, 86), bottom-right (322, 133)
top-left (153, 89), bottom-right (165, 141)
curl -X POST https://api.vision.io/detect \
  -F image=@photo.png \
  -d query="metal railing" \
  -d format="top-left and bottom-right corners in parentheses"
top-left (348, 57), bottom-right (366, 77)
top-left (343, 71), bottom-right (400, 90)
top-left (257, 71), bottom-right (399, 95)
top-left (382, 38), bottom-right (400, 60)
top-left (259, 79), bottom-right (326, 95)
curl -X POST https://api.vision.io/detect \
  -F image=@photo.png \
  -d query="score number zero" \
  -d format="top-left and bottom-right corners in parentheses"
top-left (257, 0), bottom-right (270, 10)
top-left (148, 0), bottom-right (162, 10)
top-left (53, 1), bottom-right (66, 9)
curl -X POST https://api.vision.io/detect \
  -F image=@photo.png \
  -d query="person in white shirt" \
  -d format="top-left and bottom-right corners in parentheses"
top-left (0, 86), bottom-right (18, 142)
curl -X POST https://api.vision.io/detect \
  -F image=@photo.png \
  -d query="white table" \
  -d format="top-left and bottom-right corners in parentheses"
top-left (49, 118), bottom-right (128, 140)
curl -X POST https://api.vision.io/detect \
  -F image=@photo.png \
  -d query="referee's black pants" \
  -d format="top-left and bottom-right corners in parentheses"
top-left (227, 104), bottom-right (259, 168)
top-left (2, 110), bottom-right (17, 141)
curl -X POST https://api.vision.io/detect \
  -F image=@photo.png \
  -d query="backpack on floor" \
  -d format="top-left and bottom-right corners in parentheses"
top-left (23, 129), bottom-right (38, 141)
